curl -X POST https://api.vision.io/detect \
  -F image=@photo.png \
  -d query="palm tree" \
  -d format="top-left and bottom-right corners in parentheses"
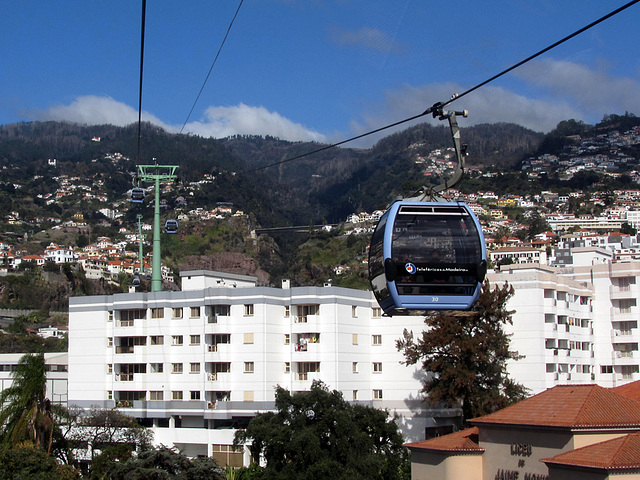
top-left (0, 353), bottom-right (56, 454)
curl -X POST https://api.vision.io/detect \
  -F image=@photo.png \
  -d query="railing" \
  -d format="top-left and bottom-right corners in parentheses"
top-left (118, 320), bottom-right (134, 327)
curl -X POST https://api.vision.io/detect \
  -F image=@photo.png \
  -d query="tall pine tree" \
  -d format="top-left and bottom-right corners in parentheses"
top-left (397, 282), bottom-right (528, 422)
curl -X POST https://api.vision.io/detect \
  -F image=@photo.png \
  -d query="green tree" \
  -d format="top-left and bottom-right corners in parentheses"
top-left (103, 445), bottom-right (224, 480)
top-left (0, 443), bottom-right (79, 480)
top-left (234, 381), bottom-right (410, 480)
top-left (0, 353), bottom-right (62, 453)
top-left (396, 282), bottom-right (528, 422)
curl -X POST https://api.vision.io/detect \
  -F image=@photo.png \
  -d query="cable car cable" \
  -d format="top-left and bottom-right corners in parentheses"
top-left (180, 0), bottom-right (245, 134)
top-left (136, 0), bottom-right (147, 163)
top-left (242, 0), bottom-right (640, 175)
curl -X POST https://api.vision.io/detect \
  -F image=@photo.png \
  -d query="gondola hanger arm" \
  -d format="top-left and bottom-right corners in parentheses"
top-left (407, 100), bottom-right (468, 202)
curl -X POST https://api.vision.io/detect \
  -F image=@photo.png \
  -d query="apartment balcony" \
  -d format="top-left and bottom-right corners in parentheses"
top-left (617, 373), bottom-right (638, 383)
top-left (292, 315), bottom-right (319, 331)
top-left (610, 307), bottom-right (639, 321)
top-left (612, 350), bottom-right (639, 363)
top-left (115, 373), bottom-right (134, 381)
top-left (611, 328), bottom-right (639, 342)
top-left (610, 285), bottom-right (637, 300)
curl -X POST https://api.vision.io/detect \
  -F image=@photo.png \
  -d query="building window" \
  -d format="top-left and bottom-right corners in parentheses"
top-left (107, 391), bottom-right (113, 400)
top-left (212, 305), bottom-right (231, 317)
top-left (151, 308), bottom-right (164, 319)
top-left (190, 391), bottom-right (201, 400)
top-left (172, 308), bottom-right (183, 319)
top-left (296, 304), bottom-right (319, 322)
top-left (244, 362), bottom-right (254, 373)
top-left (190, 363), bottom-right (201, 374)
top-left (107, 364), bottom-right (113, 374)
top-left (372, 334), bottom-right (382, 346)
top-left (172, 363), bottom-right (183, 374)
top-left (244, 391), bottom-right (254, 402)
top-left (150, 335), bottom-right (164, 345)
top-left (190, 335), bottom-right (200, 345)
top-left (352, 362), bottom-right (358, 373)
top-left (601, 365), bottom-right (613, 374)
top-left (190, 306), bottom-right (201, 318)
top-left (172, 335), bottom-right (183, 346)
top-left (211, 444), bottom-right (244, 468)
top-left (150, 391), bottom-right (163, 401)
top-left (372, 307), bottom-right (382, 318)
top-left (353, 390), bottom-right (358, 400)
top-left (284, 362), bottom-right (290, 373)
top-left (150, 363), bottom-right (163, 373)
top-left (284, 334), bottom-right (290, 345)
top-left (107, 337), bottom-right (113, 347)
top-left (108, 311), bottom-right (113, 322)
top-left (373, 362), bottom-right (382, 373)
top-left (373, 389), bottom-right (383, 400)
top-left (172, 391), bottom-right (183, 400)
top-left (352, 334), bottom-right (358, 345)
top-left (284, 306), bottom-right (290, 317)
top-left (244, 304), bottom-right (254, 316)
top-left (352, 306), bottom-right (357, 317)
top-left (244, 333), bottom-right (254, 344)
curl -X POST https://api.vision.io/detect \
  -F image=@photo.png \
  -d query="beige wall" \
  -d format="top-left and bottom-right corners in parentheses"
top-left (479, 426), bottom-right (572, 480)
top-left (571, 432), bottom-right (629, 450)
top-left (409, 450), bottom-right (482, 480)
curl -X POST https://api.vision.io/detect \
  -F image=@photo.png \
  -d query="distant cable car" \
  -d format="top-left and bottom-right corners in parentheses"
top-left (130, 187), bottom-right (145, 203)
top-left (132, 274), bottom-right (141, 287)
top-left (368, 201), bottom-right (486, 316)
top-left (165, 219), bottom-right (178, 234)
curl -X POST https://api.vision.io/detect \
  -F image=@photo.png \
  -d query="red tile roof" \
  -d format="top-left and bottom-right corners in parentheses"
top-left (405, 427), bottom-right (483, 453)
top-left (613, 380), bottom-right (640, 402)
top-left (542, 432), bottom-right (640, 470)
top-left (470, 385), bottom-right (640, 429)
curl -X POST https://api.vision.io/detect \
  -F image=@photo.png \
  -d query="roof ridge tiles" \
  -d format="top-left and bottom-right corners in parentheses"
top-left (470, 384), bottom-right (640, 428)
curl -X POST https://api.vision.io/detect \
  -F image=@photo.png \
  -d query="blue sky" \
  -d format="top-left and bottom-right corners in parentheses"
top-left (2, 1), bottom-right (640, 147)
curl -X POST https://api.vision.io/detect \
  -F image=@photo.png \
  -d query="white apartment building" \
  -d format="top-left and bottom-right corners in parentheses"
top-left (68, 270), bottom-right (452, 465)
top-left (487, 265), bottom-right (595, 394)
top-left (489, 260), bottom-right (640, 395)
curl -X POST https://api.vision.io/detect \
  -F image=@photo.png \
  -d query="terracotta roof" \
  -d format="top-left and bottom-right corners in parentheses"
top-left (613, 380), bottom-right (640, 402)
top-left (404, 427), bottom-right (483, 453)
top-left (470, 385), bottom-right (640, 429)
top-left (542, 433), bottom-right (640, 470)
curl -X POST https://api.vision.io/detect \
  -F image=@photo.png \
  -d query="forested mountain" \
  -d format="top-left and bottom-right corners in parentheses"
top-left (0, 120), bottom-right (543, 227)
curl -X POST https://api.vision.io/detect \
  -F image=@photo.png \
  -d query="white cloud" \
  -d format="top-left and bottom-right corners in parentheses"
top-left (514, 59), bottom-right (640, 115)
top-left (37, 96), bottom-right (326, 143)
top-left (38, 95), bottom-right (170, 129)
top-left (182, 103), bottom-right (327, 142)
top-left (346, 82), bottom-right (583, 147)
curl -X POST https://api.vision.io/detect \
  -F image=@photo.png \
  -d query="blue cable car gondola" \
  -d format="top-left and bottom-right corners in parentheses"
top-left (369, 201), bottom-right (486, 316)
top-left (130, 187), bottom-right (145, 203)
top-left (165, 219), bottom-right (178, 234)
top-left (368, 105), bottom-right (486, 316)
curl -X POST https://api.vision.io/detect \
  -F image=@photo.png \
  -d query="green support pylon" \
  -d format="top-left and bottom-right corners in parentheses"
top-left (136, 164), bottom-right (178, 292)
top-left (136, 214), bottom-right (145, 276)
